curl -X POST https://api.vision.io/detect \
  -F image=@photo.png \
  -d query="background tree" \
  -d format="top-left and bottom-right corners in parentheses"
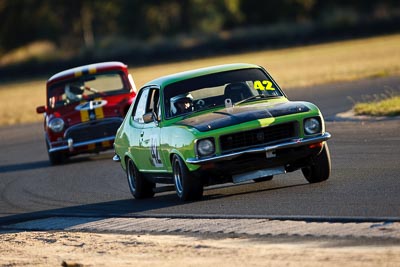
top-left (0, 0), bottom-right (398, 56)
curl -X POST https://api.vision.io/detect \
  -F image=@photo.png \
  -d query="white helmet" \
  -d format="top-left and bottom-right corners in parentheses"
top-left (170, 93), bottom-right (193, 115)
top-left (65, 83), bottom-right (83, 102)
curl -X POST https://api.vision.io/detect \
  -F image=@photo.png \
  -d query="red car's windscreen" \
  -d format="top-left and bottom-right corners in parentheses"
top-left (47, 71), bottom-right (129, 108)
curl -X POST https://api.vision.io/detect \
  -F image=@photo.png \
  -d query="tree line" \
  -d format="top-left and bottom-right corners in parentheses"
top-left (0, 0), bottom-right (398, 55)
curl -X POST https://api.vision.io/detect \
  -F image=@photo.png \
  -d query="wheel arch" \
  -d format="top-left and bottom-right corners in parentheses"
top-left (122, 152), bottom-right (136, 171)
top-left (169, 150), bottom-right (188, 169)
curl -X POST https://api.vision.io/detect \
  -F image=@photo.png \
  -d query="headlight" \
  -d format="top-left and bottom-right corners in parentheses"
top-left (48, 118), bottom-right (65, 133)
top-left (197, 138), bottom-right (215, 157)
top-left (304, 118), bottom-right (321, 135)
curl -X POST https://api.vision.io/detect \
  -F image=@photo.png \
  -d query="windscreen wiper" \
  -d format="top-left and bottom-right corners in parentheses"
top-left (235, 94), bottom-right (279, 106)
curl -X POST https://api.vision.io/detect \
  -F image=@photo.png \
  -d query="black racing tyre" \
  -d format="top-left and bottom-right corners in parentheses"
top-left (47, 142), bottom-right (65, 165)
top-left (302, 143), bottom-right (331, 183)
top-left (172, 155), bottom-right (203, 201)
top-left (48, 151), bottom-right (65, 165)
top-left (126, 158), bottom-right (155, 199)
top-left (253, 175), bottom-right (273, 183)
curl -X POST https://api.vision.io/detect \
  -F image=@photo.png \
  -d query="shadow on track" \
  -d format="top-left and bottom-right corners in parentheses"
top-left (0, 161), bottom-right (51, 173)
top-left (0, 181), bottom-right (311, 228)
top-left (0, 152), bottom-right (114, 174)
top-left (203, 182), bottom-right (309, 201)
top-left (0, 193), bottom-right (182, 227)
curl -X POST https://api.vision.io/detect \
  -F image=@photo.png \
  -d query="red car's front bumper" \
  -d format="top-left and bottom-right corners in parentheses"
top-left (48, 118), bottom-right (122, 153)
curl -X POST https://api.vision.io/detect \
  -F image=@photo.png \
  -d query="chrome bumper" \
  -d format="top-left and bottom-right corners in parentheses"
top-left (48, 136), bottom-right (115, 153)
top-left (186, 132), bottom-right (331, 164)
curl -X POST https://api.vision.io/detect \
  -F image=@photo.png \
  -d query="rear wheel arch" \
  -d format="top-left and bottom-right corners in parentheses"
top-left (125, 156), bottom-right (155, 199)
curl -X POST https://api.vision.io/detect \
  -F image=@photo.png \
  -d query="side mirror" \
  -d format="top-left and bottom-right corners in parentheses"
top-left (36, 106), bottom-right (46, 114)
top-left (142, 112), bottom-right (157, 124)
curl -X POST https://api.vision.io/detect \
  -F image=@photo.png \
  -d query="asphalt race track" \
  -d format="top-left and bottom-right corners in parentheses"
top-left (1, 76), bottom-right (400, 225)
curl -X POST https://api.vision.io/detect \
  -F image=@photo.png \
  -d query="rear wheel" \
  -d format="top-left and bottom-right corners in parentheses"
top-left (302, 143), bottom-right (331, 183)
top-left (126, 158), bottom-right (155, 199)
top-left (172, 155), bottom-right (203, 201)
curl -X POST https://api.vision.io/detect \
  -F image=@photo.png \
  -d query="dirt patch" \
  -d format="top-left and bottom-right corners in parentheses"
top-left (1, 231), bottom-right (399, 267)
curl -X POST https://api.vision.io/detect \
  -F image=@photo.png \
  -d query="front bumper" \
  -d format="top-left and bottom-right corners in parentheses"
top-left (186, 132), bottom-right (331, 164)
top-left (48, 118), bottom-right (122, 153)
top-left (49, 136), bottom-right (115, 153)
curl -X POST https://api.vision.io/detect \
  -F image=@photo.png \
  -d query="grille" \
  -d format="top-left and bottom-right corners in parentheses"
top-left (65, 118), bottom-right (122, 143)
top-left (220, 122), bottom-right (297, 153)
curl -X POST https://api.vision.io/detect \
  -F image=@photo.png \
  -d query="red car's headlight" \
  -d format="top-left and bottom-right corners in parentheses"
top-left (48, 118), bottom-right (65, 133)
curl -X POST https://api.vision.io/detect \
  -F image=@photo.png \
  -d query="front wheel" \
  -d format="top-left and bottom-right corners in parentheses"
top-left (172, 155), bottom-right (203, 201)
top-left (46, 141), bottom-right (66, 165)
top-left (126, 158), bottom-right (155, 199)
top-left (302, 143), bottom-right (331, 183)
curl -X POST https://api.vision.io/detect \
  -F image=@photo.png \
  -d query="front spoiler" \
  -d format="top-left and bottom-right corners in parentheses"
top-left (48, 136), bottom-right (115, 153)
top-left (186, 132), bottom-right (331, 164)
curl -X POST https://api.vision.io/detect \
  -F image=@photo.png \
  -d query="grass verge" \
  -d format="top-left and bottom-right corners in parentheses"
top-left (0, 34), bottom-right (400, 126)
top-left (354, 96), bottom-right (400, 117)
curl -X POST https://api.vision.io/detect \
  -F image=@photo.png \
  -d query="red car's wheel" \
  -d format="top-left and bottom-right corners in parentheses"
top-left (46, 142), bottom-right (65, 165)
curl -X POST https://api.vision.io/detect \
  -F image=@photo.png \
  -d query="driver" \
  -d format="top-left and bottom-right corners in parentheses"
top-left (170, 93), bottom-right (194, 116)
top-left (65, 82), bottom-right (84, 102)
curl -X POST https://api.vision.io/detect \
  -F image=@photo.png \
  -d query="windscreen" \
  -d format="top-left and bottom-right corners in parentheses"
top-left (163, 68), bottom-right (283, 119)
top-left (47, 71), bottom-right (129, 108)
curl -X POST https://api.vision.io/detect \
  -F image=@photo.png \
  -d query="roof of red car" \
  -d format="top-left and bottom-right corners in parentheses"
top-left (47, 61), bottom-right (128, 86)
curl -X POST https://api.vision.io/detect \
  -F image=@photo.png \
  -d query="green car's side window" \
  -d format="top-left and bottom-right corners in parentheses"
top-left (132, 88), bottom-right (150, 123)
top-left (146, 88), bottom-right (160, 121)
top-left (132, 87), bottom-right (160, 124)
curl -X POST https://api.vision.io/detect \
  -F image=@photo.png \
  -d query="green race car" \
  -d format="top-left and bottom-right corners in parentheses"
top-left (113, 63), bottom-right (331, 201)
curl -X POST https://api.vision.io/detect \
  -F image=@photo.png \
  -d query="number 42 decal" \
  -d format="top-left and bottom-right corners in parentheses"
top-left (253, 80), bottom-right (275, 91)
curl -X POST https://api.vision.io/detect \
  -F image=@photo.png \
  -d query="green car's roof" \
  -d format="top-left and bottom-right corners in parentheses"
top-left (143, 63), bottom-right (261, 88)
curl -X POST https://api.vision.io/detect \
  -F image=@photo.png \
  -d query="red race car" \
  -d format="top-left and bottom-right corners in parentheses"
top-left (36, 61), bottom-right (137, 165)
